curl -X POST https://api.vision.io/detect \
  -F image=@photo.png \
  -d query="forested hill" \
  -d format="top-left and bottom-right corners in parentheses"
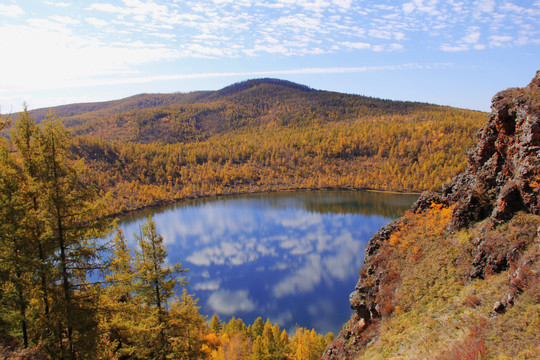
top-left (9, 78), bottom-right (488, 215)
top-left (22, 78), bottom-right (472, 143)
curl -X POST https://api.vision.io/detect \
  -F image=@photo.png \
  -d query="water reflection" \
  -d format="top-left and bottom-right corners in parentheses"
top-left (118, 191), bottom-right (417, 334)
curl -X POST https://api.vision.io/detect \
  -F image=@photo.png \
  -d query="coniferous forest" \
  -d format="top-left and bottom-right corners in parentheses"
top-left (0, 79), bottom-right (489, 359)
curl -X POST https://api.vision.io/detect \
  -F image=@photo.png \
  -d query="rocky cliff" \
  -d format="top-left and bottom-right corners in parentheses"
top-left (416, 70), bottom-right (540, 229)
top-left (323, 72), bottom-right (540, 359)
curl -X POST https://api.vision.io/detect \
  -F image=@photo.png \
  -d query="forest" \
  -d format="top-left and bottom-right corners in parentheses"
top-left (0, 112), bottom-right (332, 359)
top-left (23, 79), bottom-right (487, 216)
top-left (0, 79), bottom-right (488, 358)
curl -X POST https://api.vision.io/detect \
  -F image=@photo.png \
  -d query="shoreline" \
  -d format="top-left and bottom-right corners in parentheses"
top-left (107, 185), bottom-right (425, 220)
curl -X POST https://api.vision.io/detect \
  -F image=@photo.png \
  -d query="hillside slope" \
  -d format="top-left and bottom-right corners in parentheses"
top-left (53, 79), bottom-right (485, 214)
top-left (323, 72), bottom-right (540, 359)
top-left (6, 79), bottom-right (487, 215)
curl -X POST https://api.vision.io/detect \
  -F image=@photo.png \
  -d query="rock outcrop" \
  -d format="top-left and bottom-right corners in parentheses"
top-left (416, 71), bottom-right (540, 230)
top-left (322, 72), bottom-right (540, 359)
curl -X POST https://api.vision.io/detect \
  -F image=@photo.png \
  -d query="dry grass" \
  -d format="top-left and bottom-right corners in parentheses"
top-left (354, 210), bottom-right (540, 360)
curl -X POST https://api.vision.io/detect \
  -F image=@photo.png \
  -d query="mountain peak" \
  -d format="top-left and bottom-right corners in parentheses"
top-left (214, 78), bottom-right (314, 97)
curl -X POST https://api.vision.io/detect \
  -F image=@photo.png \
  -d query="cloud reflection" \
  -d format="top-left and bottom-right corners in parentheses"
top-left (273, 254), bottom-right (323, 298)
top-left (116, 191), bottom-right (416, 334)
top-left (193, 280), bottom-right (221, 291)
top-left (207, 289), bottom-right (256, 315)
top-left (187, 241), bottom-right (259, 266)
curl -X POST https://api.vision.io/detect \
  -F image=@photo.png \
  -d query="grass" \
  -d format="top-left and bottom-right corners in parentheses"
top-left (354, 208), bottom-right (540, 359)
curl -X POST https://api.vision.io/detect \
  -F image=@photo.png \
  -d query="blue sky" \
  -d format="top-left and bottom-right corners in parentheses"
top-left (0, 0), bottom-right (539, 113)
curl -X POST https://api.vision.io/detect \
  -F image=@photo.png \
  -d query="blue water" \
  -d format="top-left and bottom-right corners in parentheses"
top-left (117, 191), bottom-right (417, 334)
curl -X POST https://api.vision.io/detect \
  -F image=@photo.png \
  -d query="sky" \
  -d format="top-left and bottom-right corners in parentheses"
top-left (0, 0), bottom-right (539, 113)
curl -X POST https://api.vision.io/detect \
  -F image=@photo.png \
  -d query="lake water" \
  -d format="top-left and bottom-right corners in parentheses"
top-left (117, 191), bottom-right (418, 335)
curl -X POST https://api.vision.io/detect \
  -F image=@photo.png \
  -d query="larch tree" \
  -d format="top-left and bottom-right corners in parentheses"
top-left (37, 113), bottom-right (111, 359)
top-left (98, 228), bottom-right (143, 359)
top-left (209, 313), bottom-right (223, 336)
top-left (133, 216), bottom-right (186, 360)
top-left (168, 289), bottom-right (209, 360)
top-left (0, 120), bottom-right (33, 347)
top-left (10, 108), bottom-right (54, 346)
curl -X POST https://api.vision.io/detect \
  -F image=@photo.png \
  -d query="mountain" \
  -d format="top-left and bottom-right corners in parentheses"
top-left (19, 78), bottom-right (474, 143)
top-left (323, 72), bottom-right (540, 359)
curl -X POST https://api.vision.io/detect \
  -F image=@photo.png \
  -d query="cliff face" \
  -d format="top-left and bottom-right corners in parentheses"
top-left (323, 72), bottom-right (540, 359)
top-left (420, 70), bottom-right (540, 229)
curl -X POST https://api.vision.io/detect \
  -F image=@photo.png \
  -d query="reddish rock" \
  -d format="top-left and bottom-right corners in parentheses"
top-left (435, 71), bottom-right (540, 230)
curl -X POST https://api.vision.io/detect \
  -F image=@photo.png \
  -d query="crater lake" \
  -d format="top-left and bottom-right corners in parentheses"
top-left (116, 190), bottom-right (418, 334)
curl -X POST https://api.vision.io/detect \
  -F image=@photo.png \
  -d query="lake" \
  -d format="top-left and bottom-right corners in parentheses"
top-left (117, 190), bottom-right (418, 335)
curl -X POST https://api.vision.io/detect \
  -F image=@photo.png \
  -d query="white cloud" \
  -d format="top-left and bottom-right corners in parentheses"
top-left (440, 44), bottom-right (469, 52)
top-left (403, 2), bottom-right (415, 13)
top-left (1, 0), bottom-right (537, 106)
top-left (0, 4), bottom-right (24, 17)
top-left (463, 30), bottom-right (481, 44)
top-left (270, 311), bottom-right (293, 328)
top-left (475, 0), bottom-right (495, 14)
top-left (49, 15), bottom-right (80, 25)
top-left (369, 29), bottom-right (393, 39)
top-left (342, 41), bottom-right (371, 50)
top-left (402, 0), bottom-right (440, 16)
top-left (334, 0), bottom-right (352, 9)
top-left (87, 3), bottom-right (126, 14)
top-left (489, 35), bottom-right (513, 47)
top-left (207, 290), bottom-right (256, 315)
top-left (85, 17), bottom-right (109, 27)
top-left (44, 1), bottom-right (71, 7)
